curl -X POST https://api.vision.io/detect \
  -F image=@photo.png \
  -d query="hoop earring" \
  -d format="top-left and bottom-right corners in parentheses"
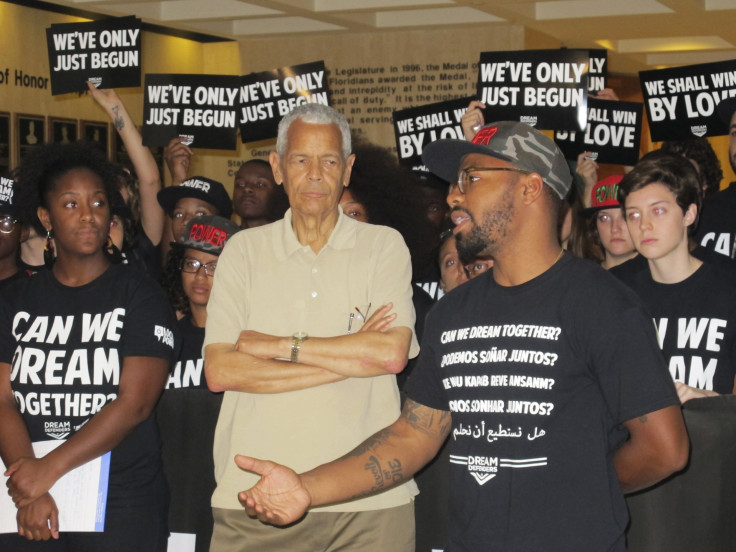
top-left (104, 236), bottom-right (123, 264)
top-left (43, 230), bottom-right (55, 269)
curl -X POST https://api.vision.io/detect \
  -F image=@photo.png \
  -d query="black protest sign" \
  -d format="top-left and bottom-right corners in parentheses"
top-left (476, 49), bottom-right (588, 131)
top-left (640, 59), bottom-right (736, 141)
top-left (239, 61), bottom-right (329, 143)
top-left (46, 16), bottom-right (141, 95)
top-left (555, 98), bottom-right (643, 165)
top-left (393, 97), bottom-right (473, 169)
top-left (553, 126), bottom-right (578, 161)
top-left (587, 49), bottom-right (607, 93)
top-left (142, 74), bottom-right (240, 150)
top-left (561, 49), bottom-right (607, 94)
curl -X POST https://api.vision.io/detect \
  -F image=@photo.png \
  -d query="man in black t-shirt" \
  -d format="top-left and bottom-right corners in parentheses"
top-left (231, 122), bottom-right (689, 551)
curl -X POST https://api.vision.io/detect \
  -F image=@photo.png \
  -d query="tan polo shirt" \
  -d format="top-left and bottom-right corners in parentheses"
top-left (204, 208), bottom-right (420, 511)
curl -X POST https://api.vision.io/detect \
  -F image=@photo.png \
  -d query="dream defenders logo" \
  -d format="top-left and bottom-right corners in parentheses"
top-left (45, 420), bottom-right (71, 440)
top-left (690, 125), bottom-right (707, 137)
top-left (450, 454), bottom-right (499, 485)
top-left (450, 454), bottom-right (548, 485)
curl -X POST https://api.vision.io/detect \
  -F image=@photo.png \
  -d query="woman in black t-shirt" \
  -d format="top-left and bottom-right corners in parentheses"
top-left (0, 142), bottom-right (178, 551)
top-left (157, 215), bottom-right (238, 552)
top-left (618, 151), bottom-right (736, 401)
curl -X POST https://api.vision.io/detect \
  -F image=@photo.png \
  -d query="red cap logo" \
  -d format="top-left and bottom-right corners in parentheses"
top-left (472, 126), bottom-right (498, 145)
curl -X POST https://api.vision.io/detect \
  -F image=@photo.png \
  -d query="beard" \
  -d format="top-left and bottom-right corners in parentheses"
top-left (456, 185), bottom-right (514, 264)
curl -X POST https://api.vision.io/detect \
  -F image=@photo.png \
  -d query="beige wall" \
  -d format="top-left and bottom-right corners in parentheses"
top-left (236, 24), bottom-right (525, 151)
top-left (3, 2), bottom-right (734, 189)
top-left (1, 2), bottom-right (240, 187)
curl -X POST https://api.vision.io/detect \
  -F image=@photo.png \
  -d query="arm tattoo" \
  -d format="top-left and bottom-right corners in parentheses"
top-left (112, 105), bottom-right (124, 131)
top-left (343, 400), bottom-right (450, 500)
top-left (365, 455), bottom-right (403, 493)
top-left (343, 426), bottom-right (397, 459)
top-left (403, 399), bottom-right (452, 440)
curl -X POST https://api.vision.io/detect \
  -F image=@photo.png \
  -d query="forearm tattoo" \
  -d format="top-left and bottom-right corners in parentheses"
top-left (346, 426), bottom-right (397, 458)
top-left (341, 426), bottom-right (404, 500)
top-left (365, 455), bottom-right (403, 493)
top-left (112, 105), bottom-right (124, 131)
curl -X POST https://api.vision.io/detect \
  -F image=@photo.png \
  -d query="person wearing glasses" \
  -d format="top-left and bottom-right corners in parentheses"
top-left (233, 122), bottom-right (689, 552)
top-left (204, 104), bottom-right (419, 551)
top-left (157, 215), bottom-right (239, 552)
top-left (0, 176), bottom-right (29, 289)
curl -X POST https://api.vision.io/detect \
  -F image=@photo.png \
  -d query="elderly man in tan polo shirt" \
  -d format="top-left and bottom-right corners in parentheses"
top-left (203, 104), bottom-right (419, 552)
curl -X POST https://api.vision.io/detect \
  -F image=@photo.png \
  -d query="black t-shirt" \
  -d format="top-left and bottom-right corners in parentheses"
top-left (0, 264), bottom-right (179, 497)
top-left (617, 261), bottom-right (736, 394)
top-left (610, 245), bottom-right (736, 281)
top-left (406, 254), bottom-right (679, 552)
top-left (0, 269), bottom-right (28, 291)
top-left (122, 222), bottom-right (161, 280)
top-left (157, 315), bottom-right (222, 552)
top-left (695, 182), bottom-right (736, 259)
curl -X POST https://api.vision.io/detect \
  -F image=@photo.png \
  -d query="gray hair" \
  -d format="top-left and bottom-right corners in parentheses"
top-left (276, 104), bottom-right (352, 160)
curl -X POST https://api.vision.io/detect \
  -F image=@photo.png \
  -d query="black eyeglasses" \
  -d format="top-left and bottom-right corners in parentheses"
top-left (180, 257), bottom-right (217, 277)
top-left (453, 167), bottom-right (530, 194)
top-left (0, 216), bottom-right (19, 234)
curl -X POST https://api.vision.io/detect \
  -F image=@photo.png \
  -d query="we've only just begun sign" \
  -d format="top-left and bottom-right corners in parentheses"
top-left (393, 97), bottom-right (474, 169)
top-left (142, 74), bottom-right (240, 150)
top-left (476, 49), bottom-right (589, 131)
top-left (238, 61), bottom-right (329, 143)
top-left (640, 59), bottom-right (736, 141)
top-left (586, 49), bottom-right (607, 94)
top-left (46, 16), bottom-right (141, 95)
top-left (555, 97), bottom-right (643, 166)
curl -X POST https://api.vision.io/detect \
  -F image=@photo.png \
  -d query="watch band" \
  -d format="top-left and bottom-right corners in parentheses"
top-left (291, 332), bottom-right (308, 363)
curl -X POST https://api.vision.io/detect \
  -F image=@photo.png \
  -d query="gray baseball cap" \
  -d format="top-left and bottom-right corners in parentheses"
top-left (173, 215), bottom-right (240, 256)
top-left (421, 121), bottom-right (572, 199)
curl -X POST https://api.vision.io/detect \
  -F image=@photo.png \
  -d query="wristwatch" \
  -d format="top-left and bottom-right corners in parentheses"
top-left (291, 332), bottom-right (309, 363)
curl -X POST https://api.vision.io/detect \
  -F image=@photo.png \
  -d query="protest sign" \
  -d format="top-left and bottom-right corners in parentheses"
top-left (587, 49), bottom-right (607, 93)
top-left (555, 97), bottom-right (643, 165)
top-left (142, 74), bottom-right (240, 150)
top-left (239, 61), bottom-right (329, 143)
top-left (393, 97), bottom-right (474, 169)
top-left (476, 49), bottom-right (588, 131)
top-left (46, 16), bottom-right (141, 95)
top-left (640, 59), bottom-right (736, 141)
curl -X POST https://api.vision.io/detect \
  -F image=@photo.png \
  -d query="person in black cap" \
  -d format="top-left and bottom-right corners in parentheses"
top-left (157, 176), bottom-right (233, 243)
top-left (232, 121), bottom-right (689, 552)
top-left (0, 176), bottom-right (28, 288)
top-left (157, 215), bottom-right (239, 552)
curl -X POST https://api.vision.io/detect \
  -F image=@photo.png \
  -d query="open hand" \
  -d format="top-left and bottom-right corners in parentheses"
top-left (235, 455), bottom-right (311, 525)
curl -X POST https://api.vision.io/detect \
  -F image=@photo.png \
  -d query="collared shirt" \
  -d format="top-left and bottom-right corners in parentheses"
top-left (205, 207), bottom-right (419, 511)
